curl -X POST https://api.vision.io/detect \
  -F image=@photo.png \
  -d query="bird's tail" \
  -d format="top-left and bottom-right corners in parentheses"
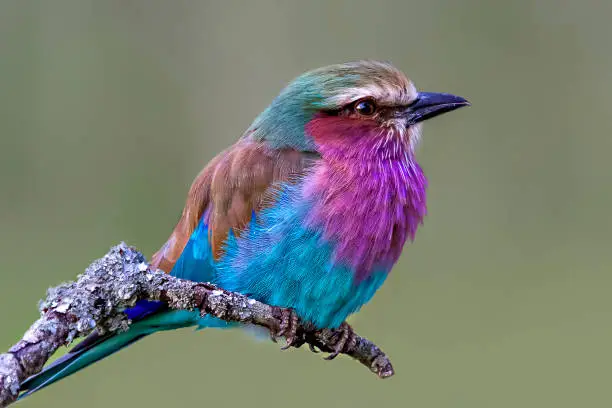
top-left (18, 310), bottom-right (200, 400)
top-left (19, 216), bottom-right (221, 399)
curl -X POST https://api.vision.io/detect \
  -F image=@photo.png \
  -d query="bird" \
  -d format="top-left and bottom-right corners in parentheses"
top-left (19, 60), bottom-right (469, 398)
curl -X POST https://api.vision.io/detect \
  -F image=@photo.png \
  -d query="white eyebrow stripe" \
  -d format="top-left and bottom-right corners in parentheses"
top-left (327, 81), bottom-right (418, 107)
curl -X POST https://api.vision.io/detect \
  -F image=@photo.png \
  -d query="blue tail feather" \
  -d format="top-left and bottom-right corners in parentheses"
top-left (19, 217), bottom-right (218, 399)
top-left (19, 310), bottom-right (201, 399)
top-left (19, 331), bottom-right (148, 399)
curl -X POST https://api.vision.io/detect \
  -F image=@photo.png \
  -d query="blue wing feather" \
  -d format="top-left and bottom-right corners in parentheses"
top-left (122, 216), bottom-right (216, 321)
top-left (168, 215), bottom-right (216, 282)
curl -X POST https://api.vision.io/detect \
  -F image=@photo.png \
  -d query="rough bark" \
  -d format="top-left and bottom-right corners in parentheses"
top-left (0, 243), bottom-right (394, 407)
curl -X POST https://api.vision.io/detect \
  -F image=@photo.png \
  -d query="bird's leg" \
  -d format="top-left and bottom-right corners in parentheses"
top-left (324, 322), bottom-right (356, 360)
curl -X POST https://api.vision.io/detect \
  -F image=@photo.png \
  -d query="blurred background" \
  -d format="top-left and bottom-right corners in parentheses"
top-left (1, 1), bottom-right (611, 407)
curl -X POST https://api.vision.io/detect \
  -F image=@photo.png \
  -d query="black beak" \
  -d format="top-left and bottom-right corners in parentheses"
top-left (404, 92), bottom-right (470, 126)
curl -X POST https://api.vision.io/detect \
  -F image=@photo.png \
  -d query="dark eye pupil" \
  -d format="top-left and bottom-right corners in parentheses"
top-left (355, 100), bottom-right (376, 115)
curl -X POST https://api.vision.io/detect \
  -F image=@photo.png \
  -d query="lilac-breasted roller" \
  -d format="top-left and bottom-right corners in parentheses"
top-left (20, 60), bottom-right (469, 397)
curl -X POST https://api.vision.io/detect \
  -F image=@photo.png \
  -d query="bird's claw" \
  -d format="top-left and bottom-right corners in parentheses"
top-left (324, 322), bottom-right (356, 360)
top-left (271, 307), bottom-right (301, 349)
top-left (271, 309), bottom-right (352, 357)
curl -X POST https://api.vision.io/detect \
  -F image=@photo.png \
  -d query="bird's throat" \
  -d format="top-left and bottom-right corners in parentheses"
top-left (303, 116), bottom-right (428, 281)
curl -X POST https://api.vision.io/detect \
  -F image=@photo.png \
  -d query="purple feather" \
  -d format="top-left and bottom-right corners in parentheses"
top-left (303, 115), bottom-right (427, 281)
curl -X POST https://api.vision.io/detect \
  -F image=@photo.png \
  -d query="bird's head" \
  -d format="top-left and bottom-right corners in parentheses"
top-left (247, 60), bottom-right (469, 156)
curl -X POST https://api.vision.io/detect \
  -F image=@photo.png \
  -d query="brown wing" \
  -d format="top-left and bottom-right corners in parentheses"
top-left (151, 140), bottom-right (316, 273)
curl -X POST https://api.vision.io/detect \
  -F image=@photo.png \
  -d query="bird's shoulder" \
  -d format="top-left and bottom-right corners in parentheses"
top-left (151, 140), bottom-right (318, 272)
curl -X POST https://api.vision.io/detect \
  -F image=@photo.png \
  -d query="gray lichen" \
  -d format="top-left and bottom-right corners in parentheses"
top-left (0, 243), bottom-right (394, 407)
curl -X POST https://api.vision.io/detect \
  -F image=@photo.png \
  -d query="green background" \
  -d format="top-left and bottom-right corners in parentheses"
top-left (1, 1), bottom-right (611, 407)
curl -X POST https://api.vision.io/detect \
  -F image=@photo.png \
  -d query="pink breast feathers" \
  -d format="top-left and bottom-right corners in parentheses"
top-left (303, 115), bottom-right (428, 281)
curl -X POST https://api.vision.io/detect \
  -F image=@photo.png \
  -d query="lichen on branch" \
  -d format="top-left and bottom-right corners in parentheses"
top-left (0, 243), bottom-right (394, 407)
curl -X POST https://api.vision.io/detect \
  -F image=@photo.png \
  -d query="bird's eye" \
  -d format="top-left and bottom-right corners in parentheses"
top-left (354, 99), bottom-right (377, 116)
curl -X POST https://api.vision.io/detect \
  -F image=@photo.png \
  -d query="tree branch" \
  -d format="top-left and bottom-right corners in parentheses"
top-left (0, 243), bottom-right (394, 407)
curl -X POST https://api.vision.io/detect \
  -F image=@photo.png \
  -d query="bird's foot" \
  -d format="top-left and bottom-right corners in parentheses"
top-left (271, 307), bottom-right (302, 349)
top-left (324, 322), bottom-right (356, 360)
